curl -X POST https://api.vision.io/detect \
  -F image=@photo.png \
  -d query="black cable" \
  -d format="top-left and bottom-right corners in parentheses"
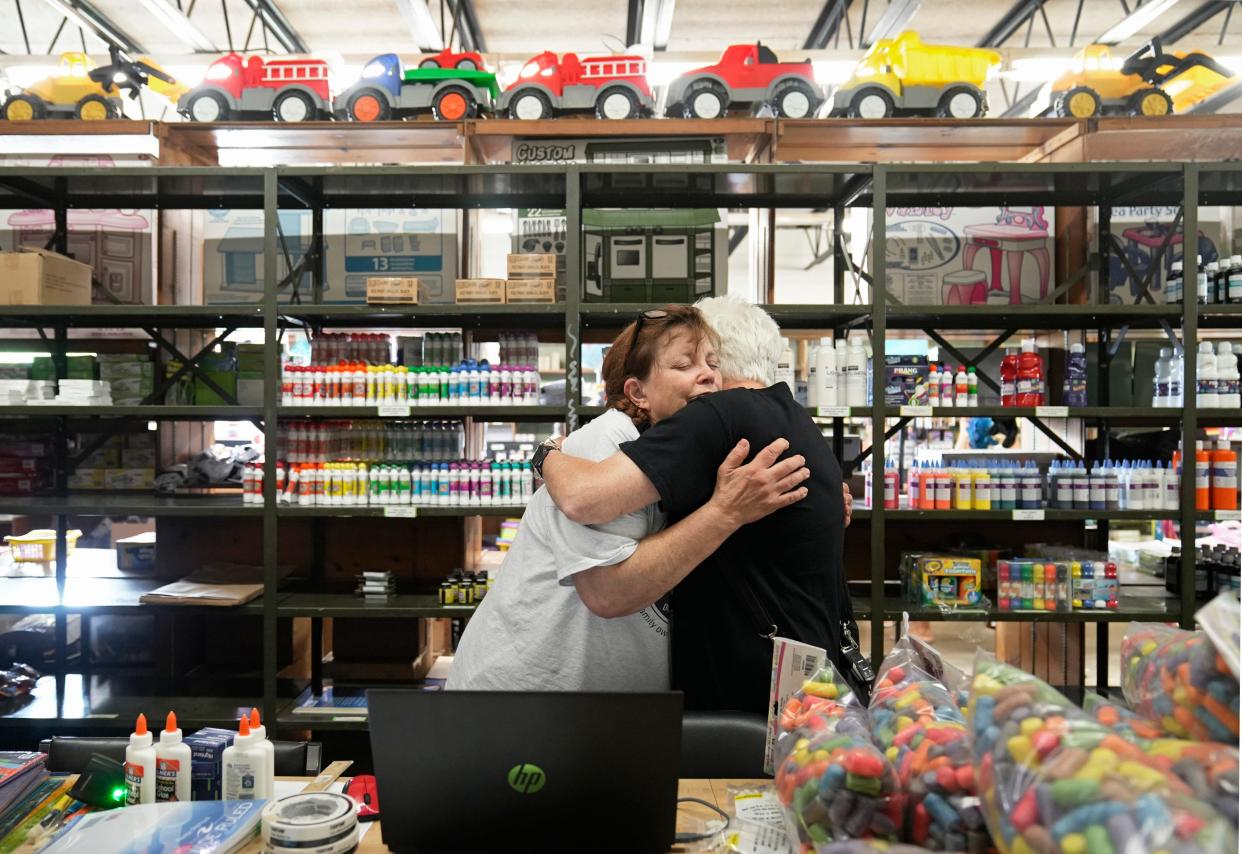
top-left (673, 797), bottom-right (731, 843)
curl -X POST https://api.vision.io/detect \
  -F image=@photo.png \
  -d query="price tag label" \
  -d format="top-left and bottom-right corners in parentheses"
top-left (816, 406), bottom-right (852, 418)
top-left (1217, 510), bottom-right (1241, 522)
top-left (899, 405), bottom-right (933, 417)
top-left (377, 404), bottom-right (411, 418)
top-left (1013, 509), bottom-right (1046, 521)
top-left (1035, 406), bottom-right (1070, 418)
top-left (384, 506), bottom-right (418, 518)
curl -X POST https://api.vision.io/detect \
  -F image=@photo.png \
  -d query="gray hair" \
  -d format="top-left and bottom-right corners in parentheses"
top-left (694, 295), bottom-right (782, 386)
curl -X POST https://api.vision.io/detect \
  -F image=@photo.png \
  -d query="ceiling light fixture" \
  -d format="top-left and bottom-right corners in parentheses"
top-left (134, 0), bottom-right (217, 52)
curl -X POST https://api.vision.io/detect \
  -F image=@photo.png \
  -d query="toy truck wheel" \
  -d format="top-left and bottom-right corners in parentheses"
top-left (455, 58), bottom-right (479, 70)
top-left (433, 86), bottom-right (478, 121)
top-left (186, 91), bottom-right (231, 122)
top-left (508, 89), bottom-right (552, 120)
top-left (771, 80), bottom-right (818, 119)
top-left (683, 83), bottom-right (728, 119)
top-left (75, 95), bottom-right (118, 120)
top-left (418, 58), bottom-right (440, 69)
top-left (1128, 87), bottom-right (1173, 117)
top-left (848, 88), bottom-right (894, 119)
top-left (596, 87), bottom-right (640, 120)
top-left (936, 87), bottom-right (984, 119)
top-left (273, 90), bottom-right (317, 122)
top-left (1054, 86), bottom-right (1100, 118)
top-left (346, 89), bottom-right (391, 122)
top-left (3, 94), bottom-right (47, 121)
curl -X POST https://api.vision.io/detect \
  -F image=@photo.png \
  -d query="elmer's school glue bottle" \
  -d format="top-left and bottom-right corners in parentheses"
top-left (155, 712), bottom-right (192, 802)
top-left (249, 708), bottom-right (276, 796)
top-left (222, 715), bottom-right (266, 800)
top-left (124, 713), bottom-right (156, 805)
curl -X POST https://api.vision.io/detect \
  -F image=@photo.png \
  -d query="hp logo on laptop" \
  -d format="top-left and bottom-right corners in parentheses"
top-left (507, 763), bottom-right (546, 794)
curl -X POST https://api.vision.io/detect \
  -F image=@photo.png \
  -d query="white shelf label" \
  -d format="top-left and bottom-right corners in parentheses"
top-left (376, 404), bottom-right (411, 417)
top-left (816, 406), bottom-right (851, 418)
top-left (384, 506), bottom-right (418, 518)
top-left (1217, 510), bottom-right (1241, 522)
top-left (900, 405), bottom-right (933, 417)
top-left (1035, 406), bottom-right (1070, 418)
top-left (1013, 509), bottom-right (1046, 521)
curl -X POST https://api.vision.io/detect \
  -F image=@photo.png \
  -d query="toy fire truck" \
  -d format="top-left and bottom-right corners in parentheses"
top-left (664, 43), bottom-right (823, 119)
top-left (334, 53), bottom-right (498, 121)
top-left (497, 52), bottom-right (654, 120)
top-left (179, 52), bottom-right (331, 122)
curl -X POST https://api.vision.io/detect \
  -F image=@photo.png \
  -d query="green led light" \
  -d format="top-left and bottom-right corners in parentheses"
top-left (111, 787), bottom-right (126, 802)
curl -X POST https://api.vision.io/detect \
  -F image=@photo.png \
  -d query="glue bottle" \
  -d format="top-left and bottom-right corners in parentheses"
top-left (222, 715), bottom-right (267, 800)
top-left (248, 708), bottom-right (276, 797)
top-left (155, 711), bottom-right (192, 802)
top-left (124, 713), bottom-right (157, 805)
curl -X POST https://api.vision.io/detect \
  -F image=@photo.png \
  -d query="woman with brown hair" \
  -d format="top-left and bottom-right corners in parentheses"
top-left (447, 305), bottom-right (809, 692)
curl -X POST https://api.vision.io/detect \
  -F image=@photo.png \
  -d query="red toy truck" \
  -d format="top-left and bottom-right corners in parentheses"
top-left (178, 52), bottom-right (331, 122)
top-left (498, 51), bottom-right (654, 120)
top-left (664, 43), bottom-right (823, 119)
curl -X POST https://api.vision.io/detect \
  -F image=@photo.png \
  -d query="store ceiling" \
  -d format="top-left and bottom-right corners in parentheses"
top-left (3, 0), bottom-right (1242, 59)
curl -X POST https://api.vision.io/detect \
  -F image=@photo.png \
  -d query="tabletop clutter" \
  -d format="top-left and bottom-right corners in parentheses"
top-left (773, 589), bottom-right (1239, 854)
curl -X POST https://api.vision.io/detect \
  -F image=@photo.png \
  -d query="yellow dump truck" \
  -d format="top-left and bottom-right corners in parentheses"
top-left (2, 50), bottom-right (186, 120)
top-left (831, 31), bottom-right (1001, 119)
top-left (1037, 39), bottom-right (1236, 118)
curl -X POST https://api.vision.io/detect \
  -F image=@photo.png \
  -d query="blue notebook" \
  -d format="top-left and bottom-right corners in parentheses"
top-left (39, 799), bottom-right (266, 854)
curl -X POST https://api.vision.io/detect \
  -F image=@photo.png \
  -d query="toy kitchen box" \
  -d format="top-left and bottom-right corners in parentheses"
top-left (1104, 205), bottom-right (1230, 305)
top-left (583, 209), bottom-right (721, 304)
top-left (202, 208), bottom-right (457, 304)
top-left (901, 553), bottom-right (983, 607)
top-left (885, 206), bottom-right (1055, 306)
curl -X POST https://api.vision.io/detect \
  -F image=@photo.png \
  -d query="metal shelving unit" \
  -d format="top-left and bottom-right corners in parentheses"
top-left (0, 160), bottom-right (1236, 733)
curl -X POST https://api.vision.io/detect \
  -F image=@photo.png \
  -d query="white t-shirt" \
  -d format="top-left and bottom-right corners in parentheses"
top-left (446, 409), bottom-right (670, 692)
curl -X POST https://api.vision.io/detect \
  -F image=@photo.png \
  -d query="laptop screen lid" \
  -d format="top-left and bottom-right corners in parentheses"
top-left (367, 690), bottom-right (684, 854)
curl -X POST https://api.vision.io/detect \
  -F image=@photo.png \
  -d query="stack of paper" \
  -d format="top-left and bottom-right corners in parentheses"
top-left (46, 380), bottom-right (112, 406)
top-left (0, 380), bottom-right (54, 404)
top-left (356, 570), bottom-right (394, 601)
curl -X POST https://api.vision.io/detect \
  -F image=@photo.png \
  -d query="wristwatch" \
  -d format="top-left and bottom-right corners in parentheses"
top-left (530, 436), bottom-right (562, 480)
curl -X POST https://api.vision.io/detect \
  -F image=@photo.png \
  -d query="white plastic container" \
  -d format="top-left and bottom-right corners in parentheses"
top-left (124, 713), bottom-right (157, 805)
top-left (1215, 341), bottom-right (1240, 407)
top-left (247, 709), bottom-right (275, 799)
top-left (816, 338), bottom-right (837, 407)
top-left (155, 711), bottom-right (192, 803)
top-left (776, 339), bottom-right (795, 396)
top-left (1196, 341), bottom-right (1219, 408)
top-left (222, 715), bottom-right (267, 800)
top-left (844, 341), bottom-right (867, 407)
top-left (954, 365), bottom-right (968, 407)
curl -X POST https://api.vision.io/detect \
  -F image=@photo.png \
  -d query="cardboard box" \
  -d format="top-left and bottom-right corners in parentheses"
top-left (455, 279), bottom-right (506, 305)
top-left (884, 355), bottom-right (930, 406)
top-left (237, 376), bottom-right (264, 407)
top-left (507, 253), bottom-right (557, 278)
top-left (126, 432), bottom-right (157, 450)
top-left (0, 247), bottom-right (92, 306)
top-left (0, 473), bottom-right (45, 494)
top-left (108, 376), bottom-right (155, 398)
top-left (121, 448), bottom-right (157, 468)
top-left (80, 448), bottom-right (122, 469)
top-left (116, 531), bottom-right (156, 574)
top-left (67, 468), bottom-right (105, 489)
top-left (104, 468), bottom-right (155, 489)
top-left (100, 362), bottom-right (154, 381)
top-left (506, 278), bottom-right (557, 304)
top-left (366, 277), bottom-right (420, 304)
top-left (194, 370), bottom-right (237, 406)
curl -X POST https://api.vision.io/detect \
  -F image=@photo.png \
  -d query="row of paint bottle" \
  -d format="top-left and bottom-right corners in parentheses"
top-left (125, 709), bottom-right (273, 804)
top-left (1193, 341), bottom-right (1241, 407)
top-left (1047, 460), bottom-right (1177, 511)
top-left (1166, 255), bottom-right (1242, 305)
top-left (246, 459), bottom-right (536, 507)
top-left (999, 339), bottom-right (1047, 406)
top-left (1183, 440), bottom-right (1239, 511)
top-left (902, 460), bottom-right (1044, 511)
top-left (926, 364), bottom-right (979, 407)
top-left (997, 560), bottom-right (1118, 612)
top-left (277, 421), bottom-right (465, 464)
top-left (806, 338), bottom-right (871, 408)
top-left (281, 361), bottom-right (542, 406)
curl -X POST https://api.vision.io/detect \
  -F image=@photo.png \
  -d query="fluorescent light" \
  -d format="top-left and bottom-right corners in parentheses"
top-left (1096, 0), bottom-right (1184, 45)
top-left (38, 0), bottom-right (106, 45)
top-left (640, 0), bottom-right (676, 51)
top-left (134, 0), bottom-right (217, 52)
top-left (811, 60), bottom-right (858, 85)
top-left (392, 0), bottom-right (444, 51)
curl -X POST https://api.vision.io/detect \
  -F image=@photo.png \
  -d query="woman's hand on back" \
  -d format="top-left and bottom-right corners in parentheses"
top-left (708, 438), bottom-right (809, 529)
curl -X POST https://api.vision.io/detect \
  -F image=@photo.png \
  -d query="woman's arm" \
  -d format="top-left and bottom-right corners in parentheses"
top-left (571, 438), bottom-right (810, 618)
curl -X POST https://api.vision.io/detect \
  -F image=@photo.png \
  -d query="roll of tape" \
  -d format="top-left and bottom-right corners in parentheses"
top-left (261, 792), bottom-right (357, 846)
top-left (262, 826), bottom-right (358, 854)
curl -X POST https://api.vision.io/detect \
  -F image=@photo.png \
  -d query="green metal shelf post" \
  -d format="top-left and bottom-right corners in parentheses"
top-left (1181, 166), bottom-right (1199, 632)
top-left (869, 168), bottom-right (887, 669)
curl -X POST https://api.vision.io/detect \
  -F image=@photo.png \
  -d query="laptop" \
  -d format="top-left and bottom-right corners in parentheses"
top-left (367, 690), bottom-right (684, 853)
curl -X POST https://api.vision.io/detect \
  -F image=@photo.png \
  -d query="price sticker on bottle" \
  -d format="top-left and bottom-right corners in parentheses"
top-left (1035, 406), bottom-right (1070, 418)
top-left (384, 507), bottom-right (418, 518)
top-left (899, 405), bottom-right (933, 417)
top-left (377, 404), bottom-right (411, 418)
top-left (816, 406), bottom-right (852, 418)
top-left (1012, 509), bottom-right (1046, 521)
top-left (1217, 510), bottom-right (1242, 522)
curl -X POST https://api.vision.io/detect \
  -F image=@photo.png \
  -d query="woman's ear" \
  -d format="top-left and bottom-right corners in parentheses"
top-left (623, 376), bottom-right (649, 414)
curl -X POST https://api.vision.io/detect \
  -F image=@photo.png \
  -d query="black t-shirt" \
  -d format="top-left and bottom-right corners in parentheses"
top-left (620, 384), bottom-right (853, 714)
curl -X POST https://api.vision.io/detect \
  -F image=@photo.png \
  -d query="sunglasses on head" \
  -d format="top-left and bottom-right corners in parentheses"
top-left (623, 309), bottom-right (669, 377)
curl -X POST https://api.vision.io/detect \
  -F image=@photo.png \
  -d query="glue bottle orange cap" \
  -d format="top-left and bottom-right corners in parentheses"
top-left (134, 713), bottom-right (147, 735)
top-left (238, 715), bottom-right (251, 737)
top-left (249, 708), bottom-right (261, 728)
top-left (165, 711), bottom-right (178, 733)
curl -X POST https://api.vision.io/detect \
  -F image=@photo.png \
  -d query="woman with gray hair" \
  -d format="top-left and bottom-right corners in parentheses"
top-left (542, 295), bottom-right (865, 710)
